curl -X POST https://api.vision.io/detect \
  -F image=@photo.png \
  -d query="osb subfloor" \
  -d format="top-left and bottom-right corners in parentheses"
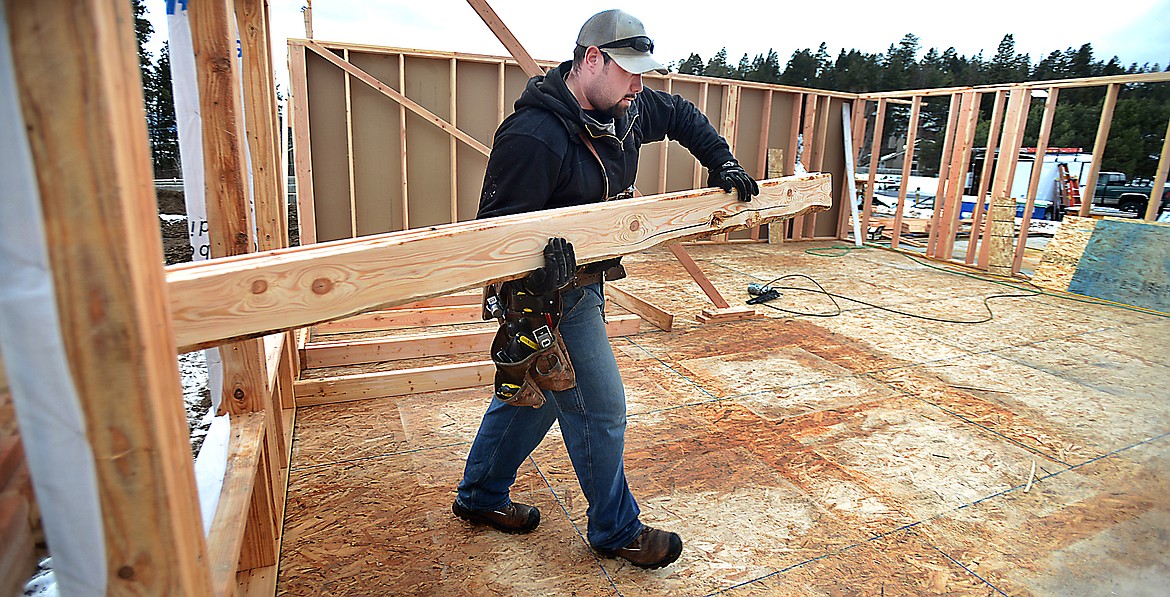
top-left (279, 241), bottom-right (1170, 596)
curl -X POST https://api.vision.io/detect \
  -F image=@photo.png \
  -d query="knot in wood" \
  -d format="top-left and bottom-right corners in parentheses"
top-left (709, 210), bottom-right (728, 228)
top-left (787, 189), bottom-right (794, 197)
top-left (211, 56), bottom-right (232, 73)
top-left (117, 566), bottom-right (135, 580)
top-left (251, 279), bottom-right (268, 294)
top-left (234, 388), bottom-right (246, 400)
top-left (312, 277), bottom-right (333, 294)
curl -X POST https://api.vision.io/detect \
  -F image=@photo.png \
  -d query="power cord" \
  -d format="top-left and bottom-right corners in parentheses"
top-left (749, 272), bottom-right (1040, 324)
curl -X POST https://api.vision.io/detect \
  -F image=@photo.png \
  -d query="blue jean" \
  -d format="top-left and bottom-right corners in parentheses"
top-left (456, 283), bottom-right (643, 550)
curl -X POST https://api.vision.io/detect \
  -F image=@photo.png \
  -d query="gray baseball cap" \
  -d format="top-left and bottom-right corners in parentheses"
top-left (576, 9), bottom-right (668, 75)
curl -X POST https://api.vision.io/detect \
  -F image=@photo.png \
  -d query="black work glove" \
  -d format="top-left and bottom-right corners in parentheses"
top-left (523, 237), bottom-right (576, 294)
top-left (708, 160), bottom-right (760, 201)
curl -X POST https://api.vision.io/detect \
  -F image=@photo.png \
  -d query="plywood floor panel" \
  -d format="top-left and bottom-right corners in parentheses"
top-left (281, 241), bottom-right (1170, 595)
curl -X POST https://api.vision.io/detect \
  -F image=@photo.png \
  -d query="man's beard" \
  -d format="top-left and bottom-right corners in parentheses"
top-left (599, 96), bottom-right (634, 119)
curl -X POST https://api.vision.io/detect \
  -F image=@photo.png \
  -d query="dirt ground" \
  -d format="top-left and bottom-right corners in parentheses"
top-left (278, 241), bottom-right (1169, 596)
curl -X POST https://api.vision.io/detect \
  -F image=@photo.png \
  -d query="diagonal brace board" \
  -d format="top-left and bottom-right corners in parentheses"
top-left (168, 174), bottom-right (831, 352)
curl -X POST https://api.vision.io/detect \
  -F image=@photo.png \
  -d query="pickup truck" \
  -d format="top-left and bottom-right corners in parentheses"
top-left (1093, 172), bottom-right (1170, 214)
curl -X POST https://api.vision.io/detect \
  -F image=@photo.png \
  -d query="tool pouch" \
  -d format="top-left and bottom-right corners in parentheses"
top-left (489, 319), bottom-right (576, 407)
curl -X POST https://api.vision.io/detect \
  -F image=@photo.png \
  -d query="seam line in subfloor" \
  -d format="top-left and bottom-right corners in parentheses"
top-left (288, 440), bottom-right (471, 472)
top-left (702, 428), bottom-right (1170, 595)
top-left (528, 455), bottom-right (623, 596)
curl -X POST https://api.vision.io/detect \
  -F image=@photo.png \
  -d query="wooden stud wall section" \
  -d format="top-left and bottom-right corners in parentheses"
top-left (967, 90), bottom-right (1007, 265)
top-left (290, 41), bottom-right (847, 244)
top-left (1012, 88), bottom-right (1060, 274)
top-left (927, 94), bottom-right (960, 257)
top-left (8, 0), bottom-right (213, 593)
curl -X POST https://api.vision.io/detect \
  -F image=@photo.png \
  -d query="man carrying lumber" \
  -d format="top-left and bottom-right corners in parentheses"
top-left (453, 8), bottom-right (757, 570)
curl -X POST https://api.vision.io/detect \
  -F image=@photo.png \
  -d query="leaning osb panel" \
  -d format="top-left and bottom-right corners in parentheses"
top-left (1032, 216), bottom-right (1097, 291)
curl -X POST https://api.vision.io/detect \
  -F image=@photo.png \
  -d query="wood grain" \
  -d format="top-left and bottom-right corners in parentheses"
top-left (7, 0), bottom-right (211, 592)
top-left (169, 174), bottom-right (832, 351)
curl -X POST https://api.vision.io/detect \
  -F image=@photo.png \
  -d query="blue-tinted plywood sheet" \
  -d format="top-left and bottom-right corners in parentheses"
top-left (1067, 219), bottom-right (1170, 313)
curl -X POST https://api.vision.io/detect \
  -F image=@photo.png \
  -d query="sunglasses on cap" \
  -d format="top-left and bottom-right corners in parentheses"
top-left (597, 36), bottom-right (654, 54)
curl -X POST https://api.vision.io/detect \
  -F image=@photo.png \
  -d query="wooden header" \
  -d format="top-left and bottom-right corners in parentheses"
top-left (167, 174), bottom-right (832, 352)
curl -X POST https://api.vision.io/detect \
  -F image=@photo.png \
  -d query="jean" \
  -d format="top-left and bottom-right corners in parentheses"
top-left (455, 283), bottom-right (642, 550)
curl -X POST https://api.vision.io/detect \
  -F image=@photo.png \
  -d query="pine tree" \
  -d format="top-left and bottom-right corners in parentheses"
top-left (677, 53), bottom-right (705, 75)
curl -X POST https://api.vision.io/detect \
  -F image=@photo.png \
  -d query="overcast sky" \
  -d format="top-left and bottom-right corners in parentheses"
top-left (146, 0), bottom-right (1170, 88)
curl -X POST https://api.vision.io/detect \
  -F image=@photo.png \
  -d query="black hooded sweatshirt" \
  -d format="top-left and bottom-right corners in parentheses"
top-left (477, 61), bottom-right (737, 219)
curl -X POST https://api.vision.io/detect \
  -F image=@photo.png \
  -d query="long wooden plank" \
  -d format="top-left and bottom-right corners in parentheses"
top-left (303, 41), bottom-right (492, 157)
top-left (606, 286), bottom-right (674, 332)
top-left (295, 316), bottom-right (642, 405)
top-left (857, 71), bottom-right (1170, 99)
top-left (169, 174), bottom-right (831, 352)
top-left (1079, 83), bottom-right (1120, 216)
top-left (7, 0), bottom-right (212, 592)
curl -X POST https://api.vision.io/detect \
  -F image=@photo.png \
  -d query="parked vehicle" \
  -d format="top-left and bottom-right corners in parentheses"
top-left (1092, 172), bottom-right (1170, 214)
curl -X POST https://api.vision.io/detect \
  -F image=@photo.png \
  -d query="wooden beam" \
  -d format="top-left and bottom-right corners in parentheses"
top-left (464, 0), bottom-right (543, 78)
top-left (301, 42), bottom-right (492, 156)
top-left (344, 48), bottom-right (357, 236)
top-left (1013, 88), bottom-right (1060, 274)
top-left (314, 305), bottom-right (484, 334)
top-left (7, 0), bottom-right (212, 592)
top-left (1147, 117), bottom-right (1170, 222)
top-left (168, 174), bottom-right (831, 352)
top-left (606, 286), bottom-right (674, 332)
top-left (968, 89), bottom-right (1007, 265)
top-left (1079, 83), bottom-right (1120, 216)
top-left (668, 243), bottom-right (731, 309)
top-left (891, 96), bottom-right (922, 249)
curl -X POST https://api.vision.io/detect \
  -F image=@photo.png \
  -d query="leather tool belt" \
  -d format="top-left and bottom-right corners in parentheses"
top-left (482, 260), bottom-right (627, 408)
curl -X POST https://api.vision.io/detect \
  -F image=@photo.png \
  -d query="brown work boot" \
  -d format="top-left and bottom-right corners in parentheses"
top-left (452, 500), bottom-right (540, 534)
top-left (596, 526), bottom-right (683, 569)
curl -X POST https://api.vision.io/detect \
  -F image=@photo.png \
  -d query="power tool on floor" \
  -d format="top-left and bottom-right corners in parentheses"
top-left (746, 283), bottom-right (781, 305)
